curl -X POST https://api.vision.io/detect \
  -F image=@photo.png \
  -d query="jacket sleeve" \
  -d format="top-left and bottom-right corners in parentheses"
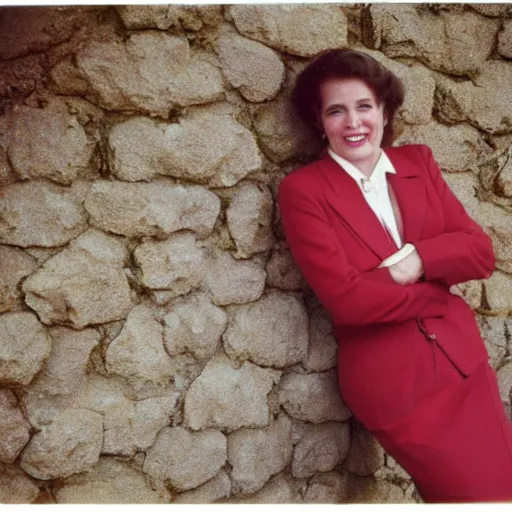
top-left (278, 172), bottom-right (448, 327)
top-left (414, 145), bottom-right (495, 287)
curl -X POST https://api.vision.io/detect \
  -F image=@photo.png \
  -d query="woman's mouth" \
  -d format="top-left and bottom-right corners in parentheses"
top-left (344, 134), bottom-right (367, 146)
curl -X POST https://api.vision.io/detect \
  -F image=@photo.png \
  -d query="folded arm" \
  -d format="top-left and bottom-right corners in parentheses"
top-left (278, 174), bottom-right (448, 327)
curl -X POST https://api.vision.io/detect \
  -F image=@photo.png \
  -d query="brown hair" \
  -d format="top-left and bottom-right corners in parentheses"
top-left (292, 49), bottom-right (405, 147)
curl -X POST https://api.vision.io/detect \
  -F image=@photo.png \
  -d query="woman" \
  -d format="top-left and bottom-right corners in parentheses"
top-left (278, 49), bottom-right (512, 502)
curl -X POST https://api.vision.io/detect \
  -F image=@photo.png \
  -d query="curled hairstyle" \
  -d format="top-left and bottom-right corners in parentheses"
top-left (292, 49), bottom-right (405, 147)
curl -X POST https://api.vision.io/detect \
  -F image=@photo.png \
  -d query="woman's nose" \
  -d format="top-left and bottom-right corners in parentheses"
top-left (346, 110), bottom-right (361, 128)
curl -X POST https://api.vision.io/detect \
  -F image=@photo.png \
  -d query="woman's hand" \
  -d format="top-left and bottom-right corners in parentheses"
top-left (388, 249), bottom-right (424, 285)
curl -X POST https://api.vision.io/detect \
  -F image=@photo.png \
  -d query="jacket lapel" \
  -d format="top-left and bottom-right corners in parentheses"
top-left (317, 155), bottom-right (397, 261)
top-left (385, 146), bottom-right (427, 244)
top-left (317, 147), bottom-right (427, 260)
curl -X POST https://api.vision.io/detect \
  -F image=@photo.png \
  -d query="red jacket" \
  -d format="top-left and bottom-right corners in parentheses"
top-left (278, 144), bottom-right (495, 430)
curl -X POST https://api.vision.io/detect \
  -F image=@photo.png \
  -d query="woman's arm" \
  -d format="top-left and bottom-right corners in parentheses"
top-left (278, 173), bottom-right (448, 327)
top-left (412, 145), bottom-right (495, 287)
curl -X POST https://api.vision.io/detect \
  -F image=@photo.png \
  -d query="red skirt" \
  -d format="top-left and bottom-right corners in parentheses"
top-left (339, 335), bottom-right (512, 502)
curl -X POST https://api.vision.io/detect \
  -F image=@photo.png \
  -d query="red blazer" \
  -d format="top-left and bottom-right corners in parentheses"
top-left (278, 144), bottom-right (495, 430)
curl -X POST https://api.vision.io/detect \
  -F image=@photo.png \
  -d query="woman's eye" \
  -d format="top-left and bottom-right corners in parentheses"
top-left (358, 104), bottom-right (372, 110)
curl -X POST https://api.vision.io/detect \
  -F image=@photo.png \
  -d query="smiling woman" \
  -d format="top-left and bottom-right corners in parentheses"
top-left (278, 49), bottom-right (512, 503)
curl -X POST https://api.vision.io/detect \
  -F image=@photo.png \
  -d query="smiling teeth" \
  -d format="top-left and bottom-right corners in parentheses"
top-left (346, 135), bottom-right (366, 142)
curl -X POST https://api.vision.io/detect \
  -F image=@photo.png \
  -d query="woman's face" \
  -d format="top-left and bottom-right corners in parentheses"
top-left (319, 77), bottom-right (385, 176)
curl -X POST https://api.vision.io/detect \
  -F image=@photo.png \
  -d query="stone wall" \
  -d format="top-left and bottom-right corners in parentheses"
top-left (0, 4), bottom-right (511, 504)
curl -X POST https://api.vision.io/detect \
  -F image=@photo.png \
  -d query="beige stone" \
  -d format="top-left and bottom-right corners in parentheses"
top-left (226, 181), bottom-right (274, 258)
top-left (367, 50), bottom-right (435, 125)
top-left (499, 20), bottom-right (512, 59)
top-left (484, 271), bottom-right (512, 313)
top-left (436, 61), bottom-right (512, 134)
top-left (134, 233), bottom-right (205, 296)
top-left (472, 4), bottom-right (512, 17)
top-left (222, 473), bottom-right (297, 504)
top-left (0, 389), bottom-right (31, 463)
top-left (22, 230), bottom-right (133, 328)
top-left (7, 101), bottom-right (95, 185)
top-left (163, 292), bottom-right (227, 361)
top-left (343, 422), bottom-right (385, 476)
top-left (217, 32), bottom-right (285, 102)
top-left (228, 413), bottom-right (293, 495)
top-left (305, 302), bottom-right (338, 373)
top-left (495, 144), bottom-right (512, 198)
top-left (223, 290), bottom-right (308, 368)
top-left (108, 114), bottom-right (262, 186)
top-left (0, 312), bottom-right (52, 386)
top-left (203, 250), bottom-right (266, 306)
top-left (292, 421), bottom-right (350, 478)
top-left (55, 457), bottom-right (170, 503)
top-left (20, 408), bottom-right (103, 480)
top-left (28, 326), bottom-right (100, 396)
top-left (230, 5), bottom-right (347, 57)
top-left (143, 426), bottom-right (227, 491)
top-left (184, 355), bottom-right (279, 432)
top-left (497, 361), bottom-right (512, 415)
top-left (395, 123), bottom-right (492, 173)
top-left (0, 246), bottom-right (38, 313)
top-left (364, 5), bottom-right (498, 77)
top-left (278, 370), bottom-right (352, 423)
top-left (0, 464), bottom-right (40, 504)
top-left (442, 172), bottom-right (480, 218)
top-left (451, 280), bottom-right (482, 310)
top-left (106, 305), bottom-right (174, 387)
top-left (474, 202), bottom-right (512, 265)
top-left (253, 95), bottom-right (323, 163)
top-left (76, 32), bottom-right (224, 115)
top-left (477, 316), bottom-right (508, 369)
top-left (303, 471), bottom-right (349, 503)
top-left (173, 469), bottom-right (231, 504)
top-left (84, 180), bottom-right (220, 238)
top-left (0, 181), bottom-right (88, 248)
top-left (266, 247), bottom-right (305, 291)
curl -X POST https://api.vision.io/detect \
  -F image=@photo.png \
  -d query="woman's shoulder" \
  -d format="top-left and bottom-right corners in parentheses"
top-left (278, 157), bottom-right (327, 191)
top-left (386, 143), bottom-right (432, 158)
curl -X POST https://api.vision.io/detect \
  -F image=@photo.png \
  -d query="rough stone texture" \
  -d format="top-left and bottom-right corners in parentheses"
top-left (364, 5), bottom-right (499, 77)
top-left (0, 464), bottom-right (40, 504)
top-left (108, 114), bottom-right (262, 186)
top-left (477, 316), bottom-right (508, 369)
top-left (143, 426), bottom-right (227, 491)
top-left (279, 370), bottom-right (352, 423)
top-left (472, 4), bottom-right (512, 18)
top-left (6, 101), bottom-right (95, 185)
top-left (266, 247), bottom-right (305, 291)
top-left (22, 230), bottom-right (133, 328)
top-left (253, 95), bottom-right (323, 163)
top-left (173, 469), bottom-right (231, 504)
top-left (163, 292), bottom-right (227, 361)
top-left (134, 233), bottom-right (205, 296)
top-left (484, 271), bottom-right (512, 313)
top-left (303, 471), bottom-right (349, 503)
top-left (228, 413), bottom-right (293, 495)
top-left (223, 473), bottom-right (298, 504)
top-left (305, 302), bottom-right (338, 372)
top-left (474, 202), bottom-right (512, 267)
top-left (226, 181), bottom-right (274, 258)
top-left (0, 389), bottom-right (31, 463)
top-left (498, 19), bottom-right (512, 59)
top-left (442, 172), bottom-right (480, 217)
top-left (28, 326), bottom-right (100, 396)
top-left (0, 246), bottom-right (38, 313)
top-left (20, 408), bottom-right (103, 480)
top-left (395, 122), bottom-right (492, 173)
top-left (223, 290), bottom-right (308, 368)
top-left (0, 312), bottom-right (52, 386)
top-left (203, 250), bottom-right (266, 306)
top-left (0, 181), bottom-right (88, 248)
top-left (184, 355), bottom-right (279, 432)
top-left (217, 31), bottom-right (285, 102)
top-left (230, 5), bottom-right (348, 57)
top-left (497, 361), bottom-right (512, 419)
top-left (105, 305), bottom-right (174, 387)
top-left (368, 51), bottom-right (435, 125)
top-left (495, 144), bottom-right (512, 198)
top-left (75, 32), bottom-right (224, 115)
top-left (84, 180), bottom-right (220, 239)
top-left (344, 422), bottom-right (386, 477)
top-left (292, 421), bottom-right (351, 478)
top-left (436, 61), bottom-right (512, 134)
top-left (55, 457), bottom-right (170, 504)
